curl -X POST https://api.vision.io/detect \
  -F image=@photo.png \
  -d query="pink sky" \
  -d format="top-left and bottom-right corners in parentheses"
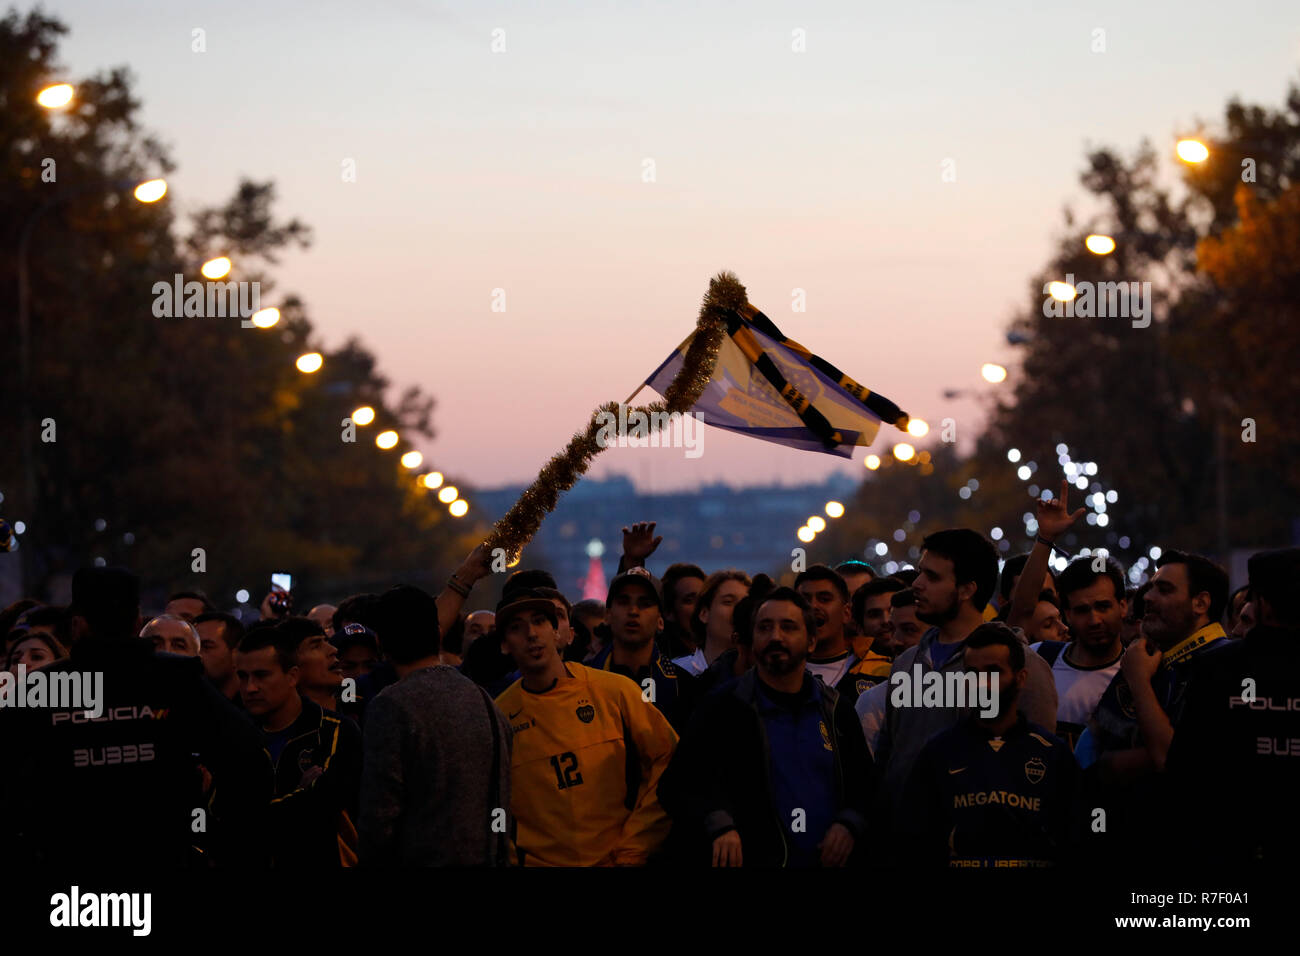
top-left (49, 0), bottom-right (1300, 490)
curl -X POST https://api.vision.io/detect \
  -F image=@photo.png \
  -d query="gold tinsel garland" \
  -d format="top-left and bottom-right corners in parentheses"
top-left (482, 271), bottom-right (748, 561)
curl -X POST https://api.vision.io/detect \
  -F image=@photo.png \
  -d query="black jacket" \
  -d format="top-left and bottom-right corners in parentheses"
top-left (0, 637), bottom-right (273, 867)
top-left (657, 670), bottom-right (876, 866)
top-left (1165, 625), bottom-right (1300, 867)
top-left (588, 639), bottom-right (698, 733)
top-left (264, 696), bottom-right (363, 867)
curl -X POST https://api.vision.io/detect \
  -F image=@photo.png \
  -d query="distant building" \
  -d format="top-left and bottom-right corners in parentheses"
top-left (475, 473), bottom-right (862, 597)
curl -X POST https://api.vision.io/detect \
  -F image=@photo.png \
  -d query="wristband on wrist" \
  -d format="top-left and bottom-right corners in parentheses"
top-left (1035, 535), bottom-right (1055, 549)
top-left (446, 575), bottom-right (471, 598)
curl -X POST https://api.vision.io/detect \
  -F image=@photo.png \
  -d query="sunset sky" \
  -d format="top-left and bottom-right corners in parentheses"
top-left (47, 0), bottom-right (1300, 491)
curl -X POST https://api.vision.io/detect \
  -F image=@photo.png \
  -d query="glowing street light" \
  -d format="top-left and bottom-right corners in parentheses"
top-left (437, 486), bottom-right (458, 504)
top-left (825, 501), bottom-right (845, 518)
top-left (400, 450), bottom-right (423, 469)
top-left (37, 83), bottom-right (74, 109)
top-left (982, 363), bottom-right (1008, 384)
top-left (797, 526), bottom-right (816, 543)
top-left (1085, 234), bottom-right (1116, 255)
top-left (893, 443), bottom-right (915, 462)
top-left (251, 307), bottom-right (280, 328)
top-left (351, 405), bottom-right (375, 426)
top-left (1176, 139), bottom-right (1209, 164)
top-left (375, 429), bottom-right (399, 449)
top-left (421, 471), bottom-right (444, 489)
top-left (1048, 281), bottom-right (1076, 302)
top-left (295, 352), bottom-right (323, 374)
top-left (907, 418), bottom-right (929, 438)
top-left (133, 179), bottom-right (168, 203)
top-left (808, 516), bottom-right (826, 533)
top-left (865, 454), bottom-right (881, 471)
top-left (449, 499), bottom-right (469, 517)
top-left (201, 256), bottom-right (232, 279)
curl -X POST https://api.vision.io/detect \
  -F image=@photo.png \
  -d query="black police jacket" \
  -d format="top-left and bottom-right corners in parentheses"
top-left (0, 637), bottom-right (273, 867)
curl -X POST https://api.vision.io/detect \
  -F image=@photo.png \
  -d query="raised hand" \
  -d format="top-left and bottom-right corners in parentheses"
top-left (456, 542), bottom-right (493, 585)
top-left (621, 521), bottom-right (663, 564)
top-left (1036, 479), bottom-right (1086, 542)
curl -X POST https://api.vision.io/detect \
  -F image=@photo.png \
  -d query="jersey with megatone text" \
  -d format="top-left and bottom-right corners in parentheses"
top-left (902, 714), bottom-right (1079, 867)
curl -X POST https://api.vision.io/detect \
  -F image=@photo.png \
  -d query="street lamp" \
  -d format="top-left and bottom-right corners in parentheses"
top-left (1176, 139), bottom-right (1210, 164)
top-left (295, 352), bottom-right (323, 373)
top-left (133, 179), bottom-right (167, 203)
top-left (36, 83), bottom-right (74, 109)
top-left (1085, 234), bottom-right (1116, 255)
top-left (351, 405), bottom-right (375, 426)
top-left (201, 256), bottom-right (232, 279)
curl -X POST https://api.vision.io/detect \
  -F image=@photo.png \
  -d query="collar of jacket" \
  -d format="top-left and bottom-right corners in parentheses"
top-left (731, 669), bottom-right (840, 722)
top-left (1161, 622), bottom-right (1225, 669)
top-left (594, 640), bottom-right (678, 679)
top-left (916, 624), bottom-right (1029, 670)
top-left (916, 627), bottom-right (964, 670)
top-left (281, 694), bottom-right (327, 740)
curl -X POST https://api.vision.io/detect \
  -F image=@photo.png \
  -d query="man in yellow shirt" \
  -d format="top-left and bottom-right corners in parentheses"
top-left (495, 587), bottom-right (678, 866)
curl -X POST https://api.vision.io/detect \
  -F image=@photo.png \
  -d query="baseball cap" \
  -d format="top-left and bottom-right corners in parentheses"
top-left (496, 587), bottom-right (560, 632)
top-left (606, 567), bottom-right (664, 611)
top-left (332, 621), bottom-right (380, 654)
top-left (503, 569), bottom-right (558, 596)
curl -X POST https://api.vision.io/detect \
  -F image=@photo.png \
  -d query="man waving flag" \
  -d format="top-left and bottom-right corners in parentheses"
top-left (644, 301), bottom-right (910, 457)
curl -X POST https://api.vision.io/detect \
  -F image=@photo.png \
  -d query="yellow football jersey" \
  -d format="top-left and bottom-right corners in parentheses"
top-left (496, 663), bottom-right (678, 866)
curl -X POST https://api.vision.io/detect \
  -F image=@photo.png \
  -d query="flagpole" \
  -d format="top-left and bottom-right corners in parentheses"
top-left (623, 384), bottom-right (644, 405)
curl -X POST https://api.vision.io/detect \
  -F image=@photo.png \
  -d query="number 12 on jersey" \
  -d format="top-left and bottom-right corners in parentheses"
top-left (549, 752), bottom-right (583, 789)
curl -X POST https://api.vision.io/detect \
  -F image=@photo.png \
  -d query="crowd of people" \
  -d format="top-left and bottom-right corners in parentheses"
top-left (1, 484), bottom-right (1296, 869)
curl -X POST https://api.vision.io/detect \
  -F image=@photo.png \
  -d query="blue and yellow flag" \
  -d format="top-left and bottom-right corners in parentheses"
top-left (645, 303), bottom-right (909, 457)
